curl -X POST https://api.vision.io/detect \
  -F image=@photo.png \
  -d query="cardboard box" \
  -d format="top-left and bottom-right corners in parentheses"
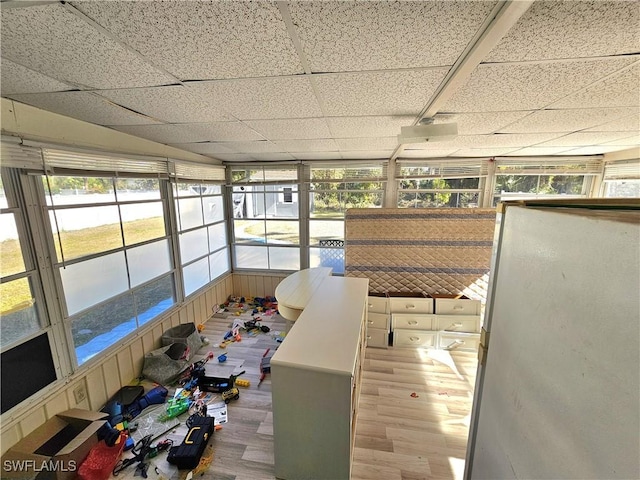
top-left (1, 409), bottom-right (108, 480)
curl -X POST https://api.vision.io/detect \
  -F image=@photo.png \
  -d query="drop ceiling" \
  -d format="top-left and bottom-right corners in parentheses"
top-left (1, 0), bottom-right (639, 164)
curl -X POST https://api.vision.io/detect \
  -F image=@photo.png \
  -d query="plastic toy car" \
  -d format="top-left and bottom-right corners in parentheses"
top-left (222, 387), bottom-right (239, 404)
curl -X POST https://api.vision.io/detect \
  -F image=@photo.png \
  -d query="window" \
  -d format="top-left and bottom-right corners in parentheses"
top-left (0, 171), bottom-right (44, 348)
top-left (1, 167), bottom-right (58, 413)
top-left (44, 174), bottom-right (176, 365)
top-left (231, 166), bottom-right (300, 271)
top-left (493, 158), bottom-right (600, 205)
top-left (396, 161), bottom-right (483, 208)
top-left (602, 159), bottom-right (640, 198)
top-left (309, 164), bottom-right (385, 274)
top-left (174, 182), bottom-right (229, 296)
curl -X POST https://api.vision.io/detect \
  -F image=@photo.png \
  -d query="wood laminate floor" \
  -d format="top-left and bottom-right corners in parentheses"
top-left (117, 311), bottom-right (477, 480)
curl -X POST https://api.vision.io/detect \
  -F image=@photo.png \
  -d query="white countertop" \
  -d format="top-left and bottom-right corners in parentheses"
top-left (274, 267), bottom-right (332, 321)
top-left (272, 275), bottom-right (369, 375)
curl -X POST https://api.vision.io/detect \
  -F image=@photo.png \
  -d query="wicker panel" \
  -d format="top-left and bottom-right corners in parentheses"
top-left (344, 208), bottom-right (495, 302)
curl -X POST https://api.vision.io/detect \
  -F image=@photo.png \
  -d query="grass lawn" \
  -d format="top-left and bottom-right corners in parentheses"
top-left (0, 217), bottom-right (164, 313)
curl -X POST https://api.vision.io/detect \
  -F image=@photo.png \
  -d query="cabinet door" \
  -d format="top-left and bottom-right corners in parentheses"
top-left (435, 314), bottom-right (481, 333)
top-left (367, 312), bottom-right (389, 330)
top-left (389, 297), bottom-right (433, 314)
top-left (392, 313), bottom-right (435, 331)
top-left (438, 332), bottom-right (480, 351)
top-left (435, 297), bottom-right (481, 315)
top-left (367, 296), bottom-right (388, 314)
top-left (393, 329), bottom-right (436, 348)
top-left (366, 328), bottom-right (388, 348)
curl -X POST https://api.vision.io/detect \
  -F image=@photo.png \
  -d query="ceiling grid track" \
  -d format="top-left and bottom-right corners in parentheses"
top-left (390, 0), bottom-right (535, 161)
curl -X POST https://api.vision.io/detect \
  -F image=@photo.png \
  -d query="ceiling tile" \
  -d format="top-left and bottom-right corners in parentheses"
top-left (486, 1), bottom-right (640, 62)
top-left (288, 1), bottom-right (497, 71)
top-left (340, 151), bottom-right (393, 159)
top-left (551, 64), bottom-right (640, 109)
top-left (223, 141), bottom-right (283, 154)
top-left (1, 4), bottom-right (175, 89)
top-left (111, 122), bottom-right (264, 144)
top-left (249, 153), bottom-right (297, 162)
top-left (98, 86), bottom-right (233, 123)
top-left (326, 116), bottom-right (414, 138)
top-left (1, 58), bottom-right (73, 95)
top-left (7, 92), bottom-right (160, 126)
top-left (188, 78), bottom-right (323, 120)
top-left (167, 143), bottom-right (236, 155)
top-left (536, 131), bottom-right (637, 147)
top-left (584, 113), bottom-right (640, 132)
top-left (398, 148), bottom-right (461, 158)
top-left (443, 58), bottom-right (638, 112)
top-left (314, 69), bottom-right (449, 116)
top-left (293, 152), bottom-right (343, 160)
top-left (503, 146), bottom-right (575, 156)
top-left (452, 148), bottom-right (520, 157)
top-left (244, 118), bottom-right (331, 140)
top-left (273, 139), bottom-right (339, 152)
top-left (435, 133), bottom-right (564, 149)
top-left (561, 145), bottom-right (633, 155)
top-left (74, 1), bottom-right (302, 80)
top-left (435, 111), bottom-right (534, 135)
top-left (335, 137), bottom-right (398, 151)
top-left (210, 153), bottom-right (254, 162)
top-left (498, 107), bottom-right (639, 134)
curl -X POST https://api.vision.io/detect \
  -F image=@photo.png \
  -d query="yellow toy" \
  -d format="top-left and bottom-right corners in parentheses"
top-left (235, 378), bottom-right (250, 388)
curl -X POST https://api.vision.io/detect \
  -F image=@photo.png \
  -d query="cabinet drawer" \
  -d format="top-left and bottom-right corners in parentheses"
top-left (389, 297), bottom-right (433, 314)
top-left (393, 329), bottom-right (436, 348)
top-left (367, 296), bottom-right (388, 314)
top-left (367, 312), bottom-right (390, 330)
top-left (435, 315), bottom-right (481, 333)
top-left (435, 298), bottom-right (481, 315)
top-left (366, 328), bottom-right (389, 348)
top-left (392, 313), bottom-right (435, 331)
top-left (438, 332), bottom-right (481, 352)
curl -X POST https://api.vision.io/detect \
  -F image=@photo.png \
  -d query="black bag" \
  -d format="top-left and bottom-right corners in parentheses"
top-left (167, 416), bottom-right (215, 469)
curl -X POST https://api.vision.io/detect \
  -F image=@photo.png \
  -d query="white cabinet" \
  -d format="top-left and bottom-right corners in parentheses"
top-left (389, 294), bottom-right (482, 350)
top-left (271, 275), bottom-right (369, 480)
top-left (365, 294), bottom-right (389, 348)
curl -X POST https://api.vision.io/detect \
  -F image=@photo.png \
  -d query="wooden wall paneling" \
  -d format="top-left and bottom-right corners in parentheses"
top-left (248, 275), bottom-right (257, 297)
top-left (19, 408), bottom-right (47, 439)
top-left (129, 338), bottom-right (145, 379)
top-left (44, 388), bottom-right (70, 419)
top-left (101, 356), bottom-right (121, 400)
top-left (142, 330), bottom-right (156, 354)
top-left (116, 348), bottom-right (135, 389)
top-left (152, 324), bottom-right (164, 346)
top-left (1, 424), bottom-right (21, 456)
top-left (85, 368), bottom-right (107, 411)
top-left (198, 294), bottom-right (207, 322)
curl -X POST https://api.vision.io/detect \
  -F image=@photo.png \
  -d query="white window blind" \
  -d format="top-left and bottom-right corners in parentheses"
top-left (230, 165), bottom-right (298, 185)
top-left (396, 159), bottom-right (487, 179)
top-left (603, 159), bottom-right (640, 180)
top-left (495, 156), bottom-right (602, 175)
top-left (170, 160), bottom-right (225, 182)
top-left (42, 148), bottom-right (168, 175)
top-left (308, 161), bottom-right (388, 183)
top-left (0, 141), bottom-right (43, 169)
